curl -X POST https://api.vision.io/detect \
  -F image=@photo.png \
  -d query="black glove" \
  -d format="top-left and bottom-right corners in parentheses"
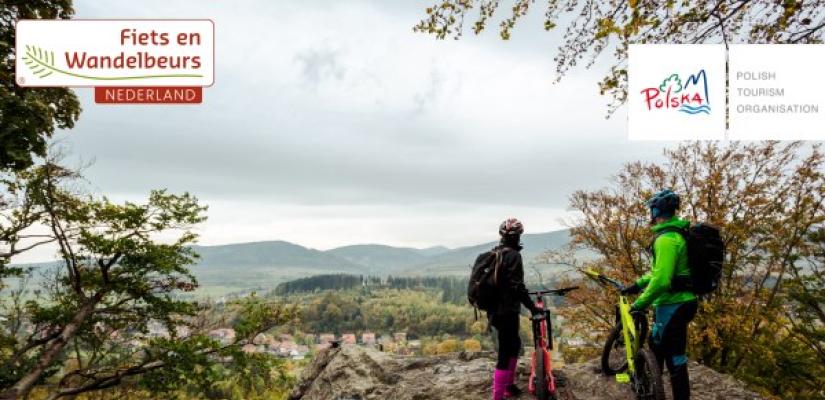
top-left (620, 283), bottom-right (642, 295)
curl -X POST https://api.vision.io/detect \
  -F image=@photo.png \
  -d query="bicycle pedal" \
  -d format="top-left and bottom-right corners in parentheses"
top-left (615, 373), bottom-right (630, 383)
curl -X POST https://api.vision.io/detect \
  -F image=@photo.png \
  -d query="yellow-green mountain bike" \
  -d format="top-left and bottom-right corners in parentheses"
top-left (583, 269), bottom-right (665, 400)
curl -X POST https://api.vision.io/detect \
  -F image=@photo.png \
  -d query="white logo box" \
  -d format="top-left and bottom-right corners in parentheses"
top-left (729, 44), bottom-right (825, 140)
top-left (16, 19), bottom-right (214, 87)
top-left (628, 44), bottom-right (726, 141)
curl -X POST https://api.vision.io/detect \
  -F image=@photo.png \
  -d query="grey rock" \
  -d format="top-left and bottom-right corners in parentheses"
top-left (288, 347), bottom-right (765, 400)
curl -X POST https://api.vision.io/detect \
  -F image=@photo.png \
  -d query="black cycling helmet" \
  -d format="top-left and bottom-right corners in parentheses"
top-left (499, 218), bottom-right (524, 236)
top-left (647, 189), bottom-right (680, 222)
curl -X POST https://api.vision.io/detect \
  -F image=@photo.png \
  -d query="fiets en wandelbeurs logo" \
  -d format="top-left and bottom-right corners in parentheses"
top-left (640, 69), bottom-right (711, 115)
top-left (16, 20), bottom-right (214, 104)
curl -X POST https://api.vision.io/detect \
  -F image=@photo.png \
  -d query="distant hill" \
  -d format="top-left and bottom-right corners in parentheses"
top-left (325, 244), bottom-right (430, 273)
top-left (411, 230), bottom-right (572, 275)
top-left (192, 241), bottom-right (359, 270)
top-left (192, 229), bottom-right (572, 276)
top-left (16, 229), bottom-right (575, 297)
top-left (411, 246), bottom-right (450, 257)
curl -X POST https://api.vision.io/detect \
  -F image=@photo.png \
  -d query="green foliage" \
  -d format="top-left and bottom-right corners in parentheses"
top-left (274, 274), bottom-right (468, 305)
top-left (294, 288), bottom-right (474, 338)
top-left (0, 161), bottom-right (299, 399)
top-left (0, 1), bottom-right (81, 171)
top-left (274, 274), bottom-right (364, 295)
top-left (137, 298), bottom-right (298, 399)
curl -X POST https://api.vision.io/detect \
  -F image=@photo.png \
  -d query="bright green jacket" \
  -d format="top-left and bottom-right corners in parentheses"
top-left (633, 217), bottom-right (696, 309)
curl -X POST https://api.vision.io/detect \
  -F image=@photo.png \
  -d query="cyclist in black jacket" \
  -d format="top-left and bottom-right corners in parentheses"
top-left (490, 218), bottom-right (538, 400)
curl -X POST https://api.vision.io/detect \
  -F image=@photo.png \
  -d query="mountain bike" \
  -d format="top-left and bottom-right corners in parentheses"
top-left (527, 286), bottom-right (578, 400)
top-left (582, 269), bottom-right (665, 400)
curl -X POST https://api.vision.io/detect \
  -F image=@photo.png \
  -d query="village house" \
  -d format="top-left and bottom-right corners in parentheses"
top-left (208, 328), bottom-right (236, 345)
top-left (175, 325), bottom-right (190, 338)
top-left (253, 333), bottom-right (273, 346)
top-left (293, 345), bottom-right (310, 359)
top-left (146, 320), bottom-right (169, 339)
top-left (319, 333), bottom-right (335, 344)
top-left (341, 333), bottom-right (357, 346)
top-left (267, 340), bottom-right (282, 353)
top-left (278, 340), bottom-right (298, 356)
top-left (393, 332), bottom-right (407, 343)
top-left (361, 332), bottom-right (376, 346)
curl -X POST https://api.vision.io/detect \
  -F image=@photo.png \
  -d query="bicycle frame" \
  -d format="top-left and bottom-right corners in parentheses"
top-left (618, 294), bottom-right (639, 378)
top-left (583, 270), bottom-right (665, 399)
top-left (527, 286), bottom-right (578, 397)
top-left (583, 269), bottom-right (642, 383)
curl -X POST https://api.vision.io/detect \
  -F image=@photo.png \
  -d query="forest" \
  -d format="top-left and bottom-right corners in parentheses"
top-left (273, 274), bottom-right (467, 305)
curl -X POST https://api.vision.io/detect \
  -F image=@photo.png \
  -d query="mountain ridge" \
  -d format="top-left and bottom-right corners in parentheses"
top-left (15, 229), bottom-right (573, 295)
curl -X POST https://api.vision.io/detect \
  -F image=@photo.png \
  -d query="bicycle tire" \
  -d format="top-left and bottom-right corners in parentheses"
top-left (634, 348), bottom-right (665, 400)
top-left (534, 351), bottom-right (550, 400)
top-left (601, 325), bottom-right (628, 375)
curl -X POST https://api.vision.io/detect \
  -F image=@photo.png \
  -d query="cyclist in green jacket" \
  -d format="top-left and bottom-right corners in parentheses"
top-left (621, 189), bottom-right (698, 400)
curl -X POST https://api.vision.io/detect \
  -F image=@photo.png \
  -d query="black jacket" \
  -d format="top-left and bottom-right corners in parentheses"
top-left (491, 245), bottom-right (535, 319)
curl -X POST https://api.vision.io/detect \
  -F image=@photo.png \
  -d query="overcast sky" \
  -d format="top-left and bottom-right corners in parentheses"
top-left (19, 0), bottom-right (672, 261)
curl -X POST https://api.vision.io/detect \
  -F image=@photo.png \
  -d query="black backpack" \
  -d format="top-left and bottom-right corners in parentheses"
top-left (656, 222), bottom-right (725, 295)
top-left (467, 248), bottom-right (504, 314)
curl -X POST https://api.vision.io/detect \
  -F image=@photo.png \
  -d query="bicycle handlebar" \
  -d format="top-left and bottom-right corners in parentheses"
top-left (528, 286), bottom-right (579, 297)
top-left (582, 269), bottom-right (624, 290)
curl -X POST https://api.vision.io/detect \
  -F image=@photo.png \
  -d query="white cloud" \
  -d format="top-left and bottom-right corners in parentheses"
top-left (47, 0), bottom-right (668, 255)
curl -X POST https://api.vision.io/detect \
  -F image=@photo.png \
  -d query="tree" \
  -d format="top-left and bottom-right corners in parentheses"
top-left (415, 1), bottom-right (824, 113)
top-left (788, 227), bottom-right (825, 366)
top-left (1, 1), bottom-right (81, 171)
top-left (549, 141), bottom-right (825, 399)
top-left (0, 160), bottom-right (297, 399)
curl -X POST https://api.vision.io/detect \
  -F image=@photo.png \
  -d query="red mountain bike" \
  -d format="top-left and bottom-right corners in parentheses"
top-left (528, 286), bottom-right (578, 400)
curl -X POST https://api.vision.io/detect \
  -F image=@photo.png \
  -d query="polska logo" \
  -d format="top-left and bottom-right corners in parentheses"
top-left (640, 69), bottom-right (710, 115)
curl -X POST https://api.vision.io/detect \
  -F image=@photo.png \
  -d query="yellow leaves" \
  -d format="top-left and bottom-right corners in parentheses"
top-left (436, 339), bottom-right (460, 353)
top-left (463, 338), bottom-right (482, 352)
top-left (595, 18), bottom-right (619, 40)
top-left (469, 320), bottom-right (486, 335)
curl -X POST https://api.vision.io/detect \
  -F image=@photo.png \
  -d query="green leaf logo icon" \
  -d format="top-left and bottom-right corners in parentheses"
top-left (22, 45), bottom-right (56, 78)
top-left (659, 73), bottom-right (683, 93)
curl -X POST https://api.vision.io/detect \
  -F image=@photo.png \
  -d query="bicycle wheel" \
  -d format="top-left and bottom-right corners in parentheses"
top-left (601, 325), bottom-right (628, 375)
top-left (534, 351), bottom-right (550, 400)
top-left (633, 348), bottom-right (665, 400)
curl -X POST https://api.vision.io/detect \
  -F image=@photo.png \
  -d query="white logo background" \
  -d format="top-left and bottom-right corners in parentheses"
top-left (16, 20), bottom-right (214, 87)
top-left (628, 44), bottom-right (726, 141)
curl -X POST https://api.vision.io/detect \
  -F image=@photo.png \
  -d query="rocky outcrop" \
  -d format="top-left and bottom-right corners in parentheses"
top-left (289, 346), bottom-right (764, 400)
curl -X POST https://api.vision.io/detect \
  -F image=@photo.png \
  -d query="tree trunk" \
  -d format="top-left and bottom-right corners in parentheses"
top-left (0, 294), bottom-right (102, 400)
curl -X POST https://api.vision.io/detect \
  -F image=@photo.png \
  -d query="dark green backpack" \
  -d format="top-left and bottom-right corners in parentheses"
top-left (654, 222), bottom-right (725, 295)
